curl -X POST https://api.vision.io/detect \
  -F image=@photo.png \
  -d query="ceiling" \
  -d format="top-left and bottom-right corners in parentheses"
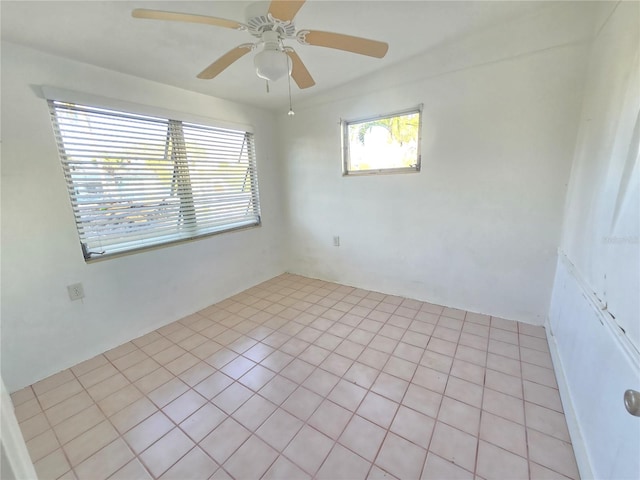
top-left (2, 1), bottom-right (571, 110)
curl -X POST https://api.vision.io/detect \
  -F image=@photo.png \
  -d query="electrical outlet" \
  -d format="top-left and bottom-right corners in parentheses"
top-left (67, 283), bottom-right (84, 301)
top-left (333, 236), bottom-right (340, 247)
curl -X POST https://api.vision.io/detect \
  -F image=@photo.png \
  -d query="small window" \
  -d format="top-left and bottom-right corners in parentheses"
top-left (48, 100), bottom-right (261, 260)
top-left (342, 106), bottom-right (422, 175)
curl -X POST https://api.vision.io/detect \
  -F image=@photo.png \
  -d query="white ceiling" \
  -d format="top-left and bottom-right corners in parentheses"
top-left (2, 1), bottom-right (572, 110)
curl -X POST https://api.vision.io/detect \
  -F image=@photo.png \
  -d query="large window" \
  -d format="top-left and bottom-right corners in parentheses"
top-left (48, 100), bottom-right (261, 260)
top-left (342, 106), bottom-right (422, 175)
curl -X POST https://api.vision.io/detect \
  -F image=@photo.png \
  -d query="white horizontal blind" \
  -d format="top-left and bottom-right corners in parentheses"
top-left (48, 100), bottom-right (261, 259)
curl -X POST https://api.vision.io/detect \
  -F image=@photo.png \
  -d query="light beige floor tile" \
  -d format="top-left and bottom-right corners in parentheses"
top-left (421, 452), bottom-right (473, 480)
top-left (429, 422), bottom-right (478, 473)
top-left (476, 440), bottom-right (528, 480)
top-left (485, 369), bottom-right (523, 398)
top-left (263, 455), bottom-right (311, 480)
top-left (33, 370), bottom-right (75, 396)
top-left (445, 376), bottom-right (483, 409)
top-left (522, 362), bottom-right (558, 389)
top-left (18, 412), bottom-right (50, 442)
top-left (178, 361), bottom-right (216, 387)
top-left (519, 334), bottom-right (549, 352)
top-left (148, 378), bottom-right (189, 407)
top-left (523, 380), bottom-right (564, 412)
top-left (17, 275), bottom-right (577, 480)
top-left (320, 353), bottom-right (353, 376)
top-left (107, 459), bottom-right (152, 480)
top-left (37, 379), bottom-right (84, 410)
top-left (122, 357), bottom-right (161, 383)
top-left (105, 342), bottom-right (138, 362)
top-left (159, 446), bottom-right (218, 480)
top-left (438, 396), bottom-right (481, 436)
top-left (74, 438), bottom-right (134, 480)
top-left (283, 425), bottom-right (334, 475)
top-left (316, 444), bottom-right (371, 480)
top-left (259, 374), bottom-right (298, 404)
top-left (10, 386), bottom-right (36, 407)
top-left (26, 429), bottom-right (60, 463)
top-left (345, 362), bottom-right (380, 388)
top-left (482, 388), bottom-right (525, 424)
top-left (162, 389), bottom-right (206, 424)
top-left (53, 404), bottom-right (106, 445)
top-left (456, 345), bottom-right (487, 367)
top-left (521, 346), bottom-right (554, 369)
top-left (88, 374), bottom-right (130, 402)
top-left (527, 429), bottom-right (580, 479)
top-left (123, 411), bottom-right (174, 454)
top-left (33, 448), bottom-right (70, 480)
top-left (402, 383), bottom-right (442, 418)
top-left (450, 359), bottom-right (485, 386)
top-left (256, 408), bottom-right (304, 451)
top-left (479, 411), bottom-right (527, 458)
top-left (328, 379), bottom-right (367, 411)
top-left (488, 339), bottom-right (520, 360)
top-left (180, 402), bottom-right (227, 442)
top-left (45, 392), bottom-right (94, 426)
top-left (200, 418), bottom-right (251, 464)
top-left (110, 397), bottom-right (157, 434)
top-left (212, 382), bottom-right (252, 414)
top-left (339, 415), bottom-right (386, 462)
top-left (357, 392), bottom-right (399, 429)
top-left (112, 349), bottom-right (148, 372)
top-left (139, 427), bottom-right (194, 478)
top-left (98, 384), bottom-right (143, 417)
top-left (63, 420), bottom-right (119, 466)
top-left (302, 368), bottom-right (340, 397)
top-left (220, 356), bottom-right (256, 379)
top-left (529, 461), bottom-right (575, 480)
top-left (413, 365), bottom-right (448, 393)
top-left (390, 405), bottom-right (435, 448)
top-left (282, 386), bottom-right (323, 421)
top-left (525, 401), bottom-right (571, 441)
top-left (420, 350), bottom-right (453, 373)
top-left (375, 432), bottom-right (427, 480)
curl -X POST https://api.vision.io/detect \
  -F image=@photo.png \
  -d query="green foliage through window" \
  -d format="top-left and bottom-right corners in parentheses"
top-left (343, 107), bottom-right (422, 175)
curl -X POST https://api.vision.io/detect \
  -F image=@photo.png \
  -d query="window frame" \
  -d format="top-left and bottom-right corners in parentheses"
top-left (46, 92), bottom-right (261, 262)
top-left (341, 105), bottom-right (423, 176)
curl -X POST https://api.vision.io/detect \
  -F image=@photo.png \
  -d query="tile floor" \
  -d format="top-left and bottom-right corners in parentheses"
top-left (11, 274), bottom-right (580, 480)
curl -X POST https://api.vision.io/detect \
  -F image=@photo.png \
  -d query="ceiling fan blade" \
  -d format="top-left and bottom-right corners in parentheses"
top-left (197, 44), bottom-right (254, 79)
top-left (132, 9), bottom-right (247, 30)
top-left (268, 1), bottom-right (306, 22)
top-left (285, 49), bottom-right (315, 89)
top-left (298, 30), bottom-right (388, 58)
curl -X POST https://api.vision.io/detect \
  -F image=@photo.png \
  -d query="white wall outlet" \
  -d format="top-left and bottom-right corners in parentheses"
top-left (333, 236), bottom-right (340, 247)
top-left (67, 283), bottom-right (84, 301)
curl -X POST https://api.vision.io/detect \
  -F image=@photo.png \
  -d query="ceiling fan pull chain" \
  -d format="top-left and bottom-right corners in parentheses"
top-left (266, 80), bottom-right (270, 93)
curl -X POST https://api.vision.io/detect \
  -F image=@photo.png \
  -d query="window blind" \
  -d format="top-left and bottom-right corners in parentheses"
top-left (48, 100), bottom-right (261, 259)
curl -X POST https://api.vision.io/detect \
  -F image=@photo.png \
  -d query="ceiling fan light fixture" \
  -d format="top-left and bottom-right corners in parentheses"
top-left (254, 48), bottom-right (291, 82)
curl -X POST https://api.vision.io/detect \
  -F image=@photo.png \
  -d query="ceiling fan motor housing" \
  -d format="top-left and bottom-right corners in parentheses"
top-left (245, 2), bottom-right (296, 38)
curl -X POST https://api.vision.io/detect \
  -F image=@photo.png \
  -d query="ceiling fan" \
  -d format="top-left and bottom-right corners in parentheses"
top-left (132, 0), bottom-right (389, 90)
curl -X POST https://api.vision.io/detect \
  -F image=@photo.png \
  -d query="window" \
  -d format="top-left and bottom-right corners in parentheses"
top-left (342, 106), bottom-right (422, 175)
top-left (48, 100), bottom-right (261, 260)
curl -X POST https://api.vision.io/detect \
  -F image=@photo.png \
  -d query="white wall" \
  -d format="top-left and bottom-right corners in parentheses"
top-left (280, 3), bottom-right (594, 324)
top-left (548, 2), bottom-right (640, 478)
top-left (0, 43), bottom-right (286, 392)
top-left (558, 1), bottom-right (640, 350)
